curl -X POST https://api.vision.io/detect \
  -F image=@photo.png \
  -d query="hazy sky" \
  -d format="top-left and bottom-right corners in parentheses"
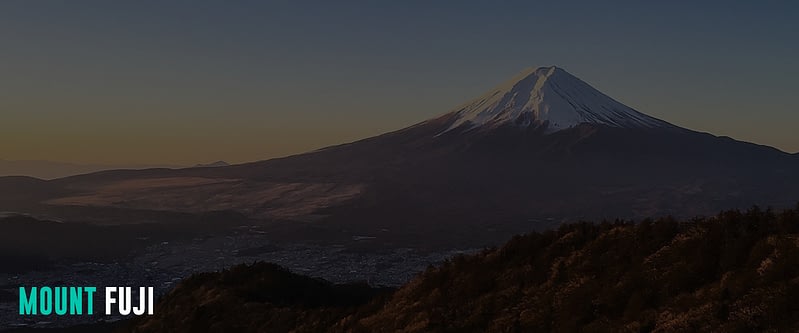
top-left (1, 1), bottom-right (797, 165)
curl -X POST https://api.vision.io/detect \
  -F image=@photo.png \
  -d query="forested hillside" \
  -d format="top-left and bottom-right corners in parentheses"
top-left (127, 204), bottom-right (799, 332)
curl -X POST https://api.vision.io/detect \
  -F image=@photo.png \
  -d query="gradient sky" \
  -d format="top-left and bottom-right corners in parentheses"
top-left (1, 1), bottom-right (797, 165)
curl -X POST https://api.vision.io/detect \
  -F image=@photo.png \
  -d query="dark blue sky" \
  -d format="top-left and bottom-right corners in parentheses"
top-left (1, 1), bottom-right (797, 164)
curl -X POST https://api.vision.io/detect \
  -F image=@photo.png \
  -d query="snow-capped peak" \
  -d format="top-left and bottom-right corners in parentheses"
top-left (443, 66), bottom-right (673, 133)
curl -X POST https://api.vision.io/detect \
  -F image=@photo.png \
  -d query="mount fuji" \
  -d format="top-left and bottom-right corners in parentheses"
top-left (441, 66), bottom-right (673, 133)
top-left (2, 66), bottom-right (798, 245)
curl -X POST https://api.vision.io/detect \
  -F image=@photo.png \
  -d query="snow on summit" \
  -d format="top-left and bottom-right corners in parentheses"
top-left (443, 66), bottom-right (674, 133)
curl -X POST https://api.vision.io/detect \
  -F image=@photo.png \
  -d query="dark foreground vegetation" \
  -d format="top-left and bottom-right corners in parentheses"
top-left (18, 204), bottom-right (799, 333)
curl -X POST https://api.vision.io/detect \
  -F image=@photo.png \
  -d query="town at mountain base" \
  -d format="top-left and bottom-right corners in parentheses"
top-left (120, 204), bottom-right (799, 333)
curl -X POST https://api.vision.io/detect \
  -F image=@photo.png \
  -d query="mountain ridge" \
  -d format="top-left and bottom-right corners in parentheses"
top-left (0, 159), bottom-right (181, 180)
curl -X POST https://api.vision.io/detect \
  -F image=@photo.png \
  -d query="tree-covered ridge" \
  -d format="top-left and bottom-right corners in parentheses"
top-left (128, 204), bottom-right (799, 332)
top-left (129, 262), bottom-right (391, 333)
top-left (359, 205), bottom-right (799, 332)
